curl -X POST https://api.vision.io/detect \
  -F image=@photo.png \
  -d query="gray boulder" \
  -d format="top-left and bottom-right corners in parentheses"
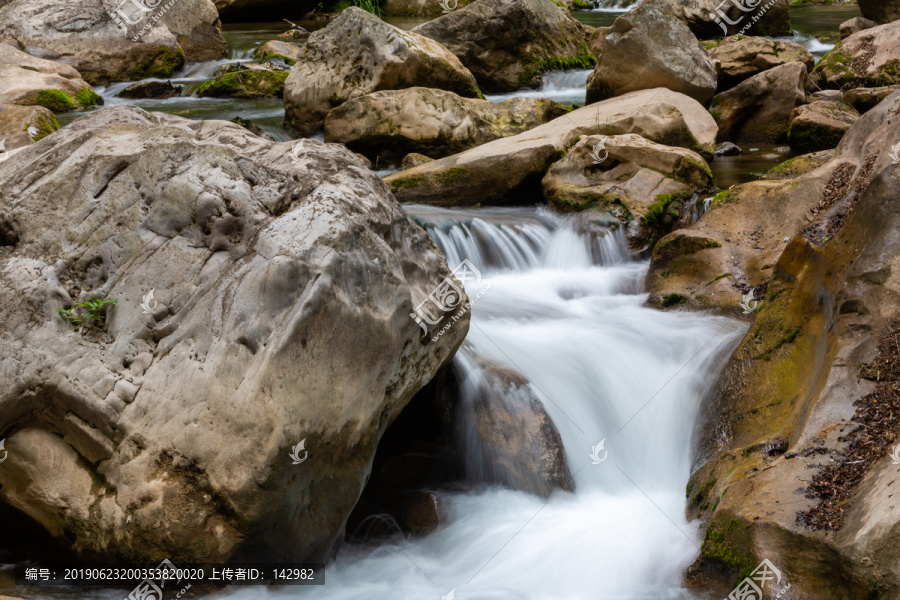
top-left (647, 0), bottom-right (792, 38)
top-left (858, 0), bottom-right (900, 25)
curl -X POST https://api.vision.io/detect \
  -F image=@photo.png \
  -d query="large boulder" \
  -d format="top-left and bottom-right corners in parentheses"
top-left (283, 8), bottom-right (480, 136)
top-left (542, 133), bottom-right (713, 248)
top-left (711, 61), bottom-right (808, 144)
top-left (0, 43), bottom-right (101, 112)
top-left (810, 20), bottom-right (900, 90)
top-left (685, 91), bottom-right (900, 598)
top-left (385, 88), bottom-right (718, 206)
top-left (324, 87), bottom-right (569, 161)
top-left (411, 0), bottom-right (594, 94)
top-left (858, 0), bottom-right (900, 25)
top-left (648, 0), bottom-right (792, 38)
top-left (585, 2), bottom-right (717, 106)
top-left (0, 0), bottom-right (226, 84)
top-left (708, 36), bottom-right (815, 91)
top-left (788, 97), bottom-right (859, 153)
top-left (198, 64), bottom-right (288, 99)
top-left (840, 16), bottom-right (877, 40)
top-left (0, 106), bottom-right (468, 564)
top-left (0, 104), bottom-right (57, 151)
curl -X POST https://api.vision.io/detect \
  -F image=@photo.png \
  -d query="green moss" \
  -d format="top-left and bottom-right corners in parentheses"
top-left (254, 51), bottom-right (297, 65)
top-left (126, 48), bottom-right (186, 81)
top-left (73, 87), bottom-right (102, 107)
top-left (27, 113), bottom-right (59, 141)
top-left (701, 514), bottom-right (757, 585)
top-left (198, 70), bottom-right (289, 99)
top-left (641, 190), bottom-right (693, 244)
top-left (33, 89), bottom-right (74, 112)
top-left (661, 293), bottom-right (687, 308)
top-left (709, 189), bottom-right (737, 208)
top-left (517, 51), bottom-right (596, 87)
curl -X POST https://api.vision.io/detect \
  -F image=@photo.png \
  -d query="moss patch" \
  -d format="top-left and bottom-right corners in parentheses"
top-left (198, 70), bottom-right (289, 99)
top-left (701, 513), bottom-right (757, 586)
top-left (33, 89), bottom-right (74, 112)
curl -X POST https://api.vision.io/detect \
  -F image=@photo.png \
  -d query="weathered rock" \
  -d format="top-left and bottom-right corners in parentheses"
top-left (788, 98), bottom-right (859, 153)
top-left (0, 44), bottom-right (102, 111)
top-left (715, 141), bottom-right (742, 156)
top-left (585, 2), bottom-right (717, 105)
top-left (278, 27), bottom-right (309, 41)
top-left (840, 16), bottom-right (877, 39)
top-left (385, 88), bottom-right (718, 206)
top-left (229, 116), bottom-right (275, 140)
top-left (708, 36), bottom-right (815, 91)
top-left (843, 85), bottom-right (900, 112)
top-left (385, 0), bottom-right (473, 16)
top-left (0, 104), bottom-right (57, 152)
top-left (253, 39), bottom-right (300, 64)
top-left (412, 0), bottom-right (594, 94)
top-left (646, 0), bottom-right (792, 38)
top-left (710, 61), bottom-right (808, 144)
top-left (116, 80), bottom-right (182, 99)
top-left (686, 91), bottom-right (900, 598)
top-left (324, 87), bottom-right (570, 161)
top-left (810, 20), bottom-right (900, 90)
top-left (648, 91), bottom-right (899, 314)
top-left (401, 152), bottom-right (434, 169)
top-left (585, 25), bottom-right (610, 59)
top-left (199, 65), bottom-right (288, 98)
top-left (858, 0), bottom-right (900, 25)
top-left (542, 134), bottom-right (713, 248)
top-left (0, 105), bottom-right (467, 564)
top-left (283, 8), bottom-right (480, 136)
top-left (0, 0), bottom-right (224, 84)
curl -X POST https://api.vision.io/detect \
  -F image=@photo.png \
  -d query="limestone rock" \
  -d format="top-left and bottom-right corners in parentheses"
top-left (858, 0), bottom-right (900, 25)
top-left (0, 43), bottom-right (101, 111)
top-left (788, 98), bottom-right (859, 153)
top-left (708, 36), bottom-right (815, 91)
top-left (810, 20), bottom-right (900, 90)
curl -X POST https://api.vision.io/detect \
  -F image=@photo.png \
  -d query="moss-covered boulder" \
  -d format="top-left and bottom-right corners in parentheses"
top-left (585, 2), bottom-right (717, 105)
top-left (788, 97), bottom-right (859, 153)
top-left (252, 40), bottom-right (301, 65)
top-left (324, 87), bottom-right (569, 161)
top-left (809, 20), bottom-right (900, 90)
top-left (0, 43), bottom-right (102, 112)
top-left (709, 36), bottom-right (815, 91)
top-left (0, 104), bottom-right (58, 153)
top-left (542, 134), bottom-right (713, 248)
top-left (711, 61), bottom-right (808, 144)
top-left (198, 66), bottom-right (288, 99)
top-left (283, 8), bottom-right (480, 136)
top-left (384, 88), bottom-right (718, 206)
top-left (411, 0), bottom-right (594, 93)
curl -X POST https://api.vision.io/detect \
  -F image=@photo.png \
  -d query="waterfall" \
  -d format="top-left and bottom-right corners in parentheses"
top-left (215, 205), bottom-right (744, 600)
top-left (590, 0), bottom-right (642, 11)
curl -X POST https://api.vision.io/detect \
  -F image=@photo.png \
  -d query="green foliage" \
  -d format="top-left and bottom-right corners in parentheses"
top-left (34, 89), bottom-right (74, 112)
top-left (27, 113), bottom-right (59, 141)
top-left (57, 298), bottom-right (118, 331)
top-left (661, 293), bottom-right (687, 308)
top-left (73, 87), bottom-right (103, 107)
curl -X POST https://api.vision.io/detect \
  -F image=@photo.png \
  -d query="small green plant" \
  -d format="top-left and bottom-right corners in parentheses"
top-left (57, 298), bottom-right (118, 331)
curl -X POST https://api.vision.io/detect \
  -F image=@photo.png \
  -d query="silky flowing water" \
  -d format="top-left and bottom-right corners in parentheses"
top-left (3, 4), bottom-right (865, 599)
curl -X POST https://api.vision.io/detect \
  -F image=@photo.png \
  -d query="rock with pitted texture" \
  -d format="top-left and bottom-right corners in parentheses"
top-left (0, 105), bottom-right (467, 565)
top-left (810, 21), bottom-right (900, 90)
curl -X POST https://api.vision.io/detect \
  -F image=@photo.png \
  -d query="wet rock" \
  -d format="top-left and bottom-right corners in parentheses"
top-left (385, 88), bottom-right (718, 206)
top-left (543, 134), bottom-right (713, 248)
top-left (199, 65), bottom-right (288, 98)
top-left (840, 16), bottom-right (877, 39)
top-left (586, 2), bottom-right (717, 105)
top-left (228, 116), bottom-right (275, 140)
top-left (647, 0), bottom-right (792, 38)
top-left (115, 80), bottom-right (182, 99)
top-left (715, 141), bottom-right (742, 156)
top-left (810, 21), bottom-right (900, 90)
top-left (324, 87), bottom-right (569, 161)
top-left (0, 104), bottom-right (57, 151)
top-left (0, 105), bottom-right (467, 564)
top-left (708, 36), bottom-right (815, 91)
top-left (788, 98), bottom-right (859, 154)
top-left (253, 39), bottom-right (301, 64)
top-left (412, 0), bottom-right (594, 93)
top-left (387, 491), bottom-right (442, 534)
top-left (858, 0), bottom-right (900, 25)
top-left (0, 43), bottom-right (101, 111)
top-left (711, 61), bottom-right (807, 144)
top-left (283, 8), bottom-right (480, 136)
top-left (843, 85), bottom-right (900, 113)
top-left (401, 152), bottom-right (434, 169)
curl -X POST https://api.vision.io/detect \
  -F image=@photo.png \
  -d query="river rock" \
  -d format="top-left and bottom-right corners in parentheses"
top-left (810, 20), bottom-right (900, 90)
top-left (116, 80), bottom-right (182, 99)
top-left (840, 16), bottom-right (877, 39)
top-left (253, 39), bottom-right (301, 64)
top-left (585, 25), bottom-right (611, 59)
top-left (542, 134), bottom-right (713, 248)
top-left (324, 87), bottom-right (569, 161)
top-left (585, 1), bottom-right (717, 105)
top-left (384, 0), bottom-right (473, 16)
top-left (385, 88), bottom-right (718, 206)
top-left (788, 97), bottom-right (859, 153)
top-left (715, 141), bottom-right (741, 156)
top-left (708, 36), bottom-right (815, 91)
top-left (686, 90), bottom-right (900, 598)
top-left (843, 85), bottom-right (900, 112)
top-left (283, 8), bottom-right (480, 136)
top-left (412, 0), bottom-right (594, 94)
top-left (0, 43), bottom-right (102, 111)
top-left (646, 0), bottom-right (792, 38)
top-left (401, 152), bottom-right (434, 169)
top-left (198, 64), bottom-right (288, 98)
top-left (157, 0), bottom-right (227, 62)
top-left (858, 0), bottom-right (900, 25)
top-left (0, 104), bottom-right (57, 152)
top-left (710, 61), bottom-right (807, 144)
top-left (0, 105), bottom-right (468, 564)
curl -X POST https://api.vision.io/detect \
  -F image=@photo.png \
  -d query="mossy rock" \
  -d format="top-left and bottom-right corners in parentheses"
top-left (28, 87), bottom-right (103, 113)
top-left (198, 70), bottom-right (290, 99)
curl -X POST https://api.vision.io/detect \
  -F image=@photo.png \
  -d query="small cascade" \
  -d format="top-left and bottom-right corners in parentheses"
top-left (484, 69), bottom-right (591, 105)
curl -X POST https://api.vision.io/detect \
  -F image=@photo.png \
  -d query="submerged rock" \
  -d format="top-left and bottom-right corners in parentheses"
top-left (0, 106), bottom-right (467, 564)
top-left (324, 87), bottom-right (569, 161)
top-left (810, 21), bottom-right (900, 90)
top-left (711, 61), bottom-right (808, 144)
top-left (283, 8), bottom-right (480, 136)
top-left (0, 43), bottom-right (101, 111)
top-left (412, 0), bottom-right (594, 93)
top-left (385, 88), bottom-right (717, 206)
top-left (708, 36), bottom-right (815, 91)
top-left (586, 2), bottom-right (717, 105)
